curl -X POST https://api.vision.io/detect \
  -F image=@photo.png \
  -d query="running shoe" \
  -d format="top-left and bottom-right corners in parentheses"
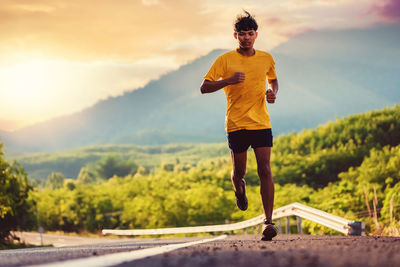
top-left (235, 179), bottom-right (248, 211)
top-left (261, 220), bottom-right (278, 241)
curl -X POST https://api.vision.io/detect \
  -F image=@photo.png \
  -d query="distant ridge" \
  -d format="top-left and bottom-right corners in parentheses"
top-left (14, 105), bottom-right (400, 181)
top-left (1, 24), bottom-right (400, 153)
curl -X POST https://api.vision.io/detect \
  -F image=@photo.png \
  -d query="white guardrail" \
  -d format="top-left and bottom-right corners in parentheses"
top-left (102, 202), bottom-right (364, 236)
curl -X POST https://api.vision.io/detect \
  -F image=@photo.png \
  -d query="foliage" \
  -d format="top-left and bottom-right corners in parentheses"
top-left (15, 106), bottom-right (400, 235)
top-left (15, 105), bottom-right (399, 187)
top-left (94, 155), bottom-right (138, 180)
top-left (77, 167), bottom-right (97, 184)
top-left (299, 143), bottom-right (400, 235)
top-left (271, 105), bottom-right (400, 188)
top-left (45, 172), bottom-right (65, 190)
top-left (0, 143), bottom-right (33, 244)
top-left (14, 143), bottom-right (229, 181)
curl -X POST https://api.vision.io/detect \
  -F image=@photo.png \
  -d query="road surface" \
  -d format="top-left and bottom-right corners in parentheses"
top-left (124, 234), bottom-right (400, 267)
top-left (1, 234), bottom-right (399, 266)
top-left (13, 232), bottom-right (133, 247)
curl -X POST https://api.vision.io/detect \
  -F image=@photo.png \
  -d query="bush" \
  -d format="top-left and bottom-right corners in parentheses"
top-left (0, 143), bottom-right (34, 244)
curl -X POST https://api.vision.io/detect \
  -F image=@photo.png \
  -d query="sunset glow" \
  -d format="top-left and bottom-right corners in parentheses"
top-left (0, 0), bottom-right (397, 131)
top-left (2, 60), bottom-right (60, 103)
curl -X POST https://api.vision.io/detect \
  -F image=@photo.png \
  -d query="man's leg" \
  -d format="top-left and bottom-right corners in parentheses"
top-left (230, 150), bottom-right (247, 195)
top-left (253, 147), bottom-right (274, 222)
top-left (230, 150), bottom-right (248, 210)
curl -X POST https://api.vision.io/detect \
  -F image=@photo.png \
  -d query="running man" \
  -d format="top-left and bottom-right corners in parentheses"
top-left (200, 11), bottom-right (279, 241)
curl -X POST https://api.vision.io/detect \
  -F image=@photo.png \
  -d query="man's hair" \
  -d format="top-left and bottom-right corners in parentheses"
top-left (234, 11), bottom-right (258, 32)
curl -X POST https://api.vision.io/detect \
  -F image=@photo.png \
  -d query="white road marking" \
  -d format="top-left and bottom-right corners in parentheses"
top-left (28, 235), bottom-right (227, 267)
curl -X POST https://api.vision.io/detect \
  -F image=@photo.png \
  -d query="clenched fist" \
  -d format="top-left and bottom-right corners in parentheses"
top-left (228, 72), bottom-right (245, 84)
top-left (266, 89), bottom-right (276, 103)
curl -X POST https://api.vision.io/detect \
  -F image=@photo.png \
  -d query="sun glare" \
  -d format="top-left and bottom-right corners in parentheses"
top-left (1, 60), bottom-right (57, 103)
top-left (0, 55), bottom-right (180, 131)
top-left (0, 58), bottom-right (74, 127)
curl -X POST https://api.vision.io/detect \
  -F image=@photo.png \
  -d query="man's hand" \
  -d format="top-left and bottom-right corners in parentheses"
top-left (228, 72), bottom-right (245, 84)
top-left (266, 89), bottom-right (276, 103)
top-left (200, 72), bottom-right (246, 94)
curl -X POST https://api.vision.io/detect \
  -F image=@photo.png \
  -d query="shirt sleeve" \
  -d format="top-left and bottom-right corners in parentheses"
top-left (267, 55), bottom-right (277, 80)
top-left (204, 55), bottom-right (225, 81)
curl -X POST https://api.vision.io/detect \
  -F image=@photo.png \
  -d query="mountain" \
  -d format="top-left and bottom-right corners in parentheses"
top-left (15, 105), bottom-right (400, 183)
top-left (1, 24), bottom-right (399, 153)
top-left (269, 23), bottom-right (400, 133)
top-left (2, 49), bottom-right (227, 153)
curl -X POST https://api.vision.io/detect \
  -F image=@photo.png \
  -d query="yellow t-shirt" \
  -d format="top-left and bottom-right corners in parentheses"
top-left (204, 49), bottom-right (277, 132)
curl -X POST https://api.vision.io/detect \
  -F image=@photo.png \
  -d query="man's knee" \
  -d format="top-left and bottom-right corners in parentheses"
top-left (257, 163), bottom-right (271, 178)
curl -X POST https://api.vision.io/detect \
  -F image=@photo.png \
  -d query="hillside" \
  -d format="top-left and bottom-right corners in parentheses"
top-left (18, 143), bottom-right (229, 181)
top-left (13, 105), bottom-right (400, 187)
top-left (1, 23), bottom-right (400, 153)
top-left (23, 105), bottom-right (400, 235)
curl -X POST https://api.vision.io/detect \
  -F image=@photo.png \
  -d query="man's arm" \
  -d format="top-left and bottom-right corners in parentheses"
top-left (200, 72), bottom-right (245, 94)
top-left (266, 79), bottom-right (279, 103)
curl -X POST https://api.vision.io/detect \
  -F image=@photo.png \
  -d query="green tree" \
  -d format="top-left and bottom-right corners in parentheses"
top-left (77, 167), bottom-right (97, 184)
top-left (136, 166), bottom-right (150, 175)
top-left (65, 180), bottom-right (76, 191)
top-left (95, 155), bottom-right (138, 179)
top-left (46, 172), bottom-right (65, 190)
top-left (0, 143), bottom-right (33, 244)
top-left (26, 107), bottom-right (400, 235)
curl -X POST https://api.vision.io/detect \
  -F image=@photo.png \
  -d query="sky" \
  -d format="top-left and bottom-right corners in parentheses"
top-left (0, 0), bottom-right (399, 132)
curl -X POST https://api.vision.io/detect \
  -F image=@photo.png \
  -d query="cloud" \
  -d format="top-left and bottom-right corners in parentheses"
top-left (141, 0), bottom-right (160, 6)
top-left (370, 0), bottom-right (400, 22)
top-left (0, 0), bottom-right (218, 64)
top-left (264, 17), bottom-right (283, 25)
top-left (0, 0), bottom-right (392, 129)
top-left (282, 27), bottom-right (314, 38)
top-left (0, 0), bottom-right (385, 66)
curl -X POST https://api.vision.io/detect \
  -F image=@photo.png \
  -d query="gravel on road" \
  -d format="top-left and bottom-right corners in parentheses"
top-left (118, 234), bottom-right (400, 267)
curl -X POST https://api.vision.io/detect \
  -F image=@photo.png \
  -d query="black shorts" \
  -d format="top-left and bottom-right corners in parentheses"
top-left (227, 129), bottom-right (273, 153)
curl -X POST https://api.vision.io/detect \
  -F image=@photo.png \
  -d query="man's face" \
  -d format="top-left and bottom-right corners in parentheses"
top-left (234, 30), bottom-right (258, 49)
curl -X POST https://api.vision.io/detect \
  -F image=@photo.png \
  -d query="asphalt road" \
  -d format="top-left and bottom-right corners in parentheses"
top-left (2, 234), bottom-right (400, 267)
top-left (14, 232), bottom-right (134, 247)
top-left (120, 234), bottom-right (400, 267)
top-left (124, 234), bottom-right (400, 267)
top-left (1, 234), bottom-right (205, 267)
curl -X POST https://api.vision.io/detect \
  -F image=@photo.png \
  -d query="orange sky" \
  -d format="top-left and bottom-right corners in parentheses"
top-left (0, 0), bottom-right (393, 131)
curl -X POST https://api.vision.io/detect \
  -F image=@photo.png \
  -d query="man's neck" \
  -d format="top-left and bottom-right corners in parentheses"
top-left (237, 47), bottom-right (255, 57)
